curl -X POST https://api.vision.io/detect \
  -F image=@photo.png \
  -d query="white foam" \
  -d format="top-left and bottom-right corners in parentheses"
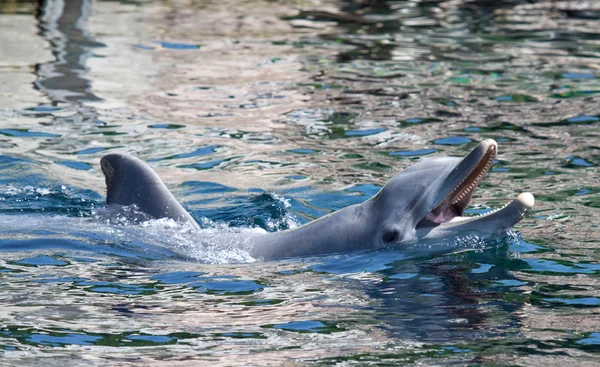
top-left (0, 212), bottom-right (259, 264)
top-left (265, 193), bottom-right (300, 230)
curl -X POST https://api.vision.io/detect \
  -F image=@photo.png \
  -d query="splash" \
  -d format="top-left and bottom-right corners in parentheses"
top-left (264, 193), bottom-right (300, 231)
top-left (2, 185), bottom-right (56, 197)
top-left (399, 231), bottom-right (513, 259)
top-left (0, 210), bottom-right (258, 264)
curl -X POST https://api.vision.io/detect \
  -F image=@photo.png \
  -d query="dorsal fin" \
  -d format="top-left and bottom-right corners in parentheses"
top-left (100, 153), bottom-right (199, 228)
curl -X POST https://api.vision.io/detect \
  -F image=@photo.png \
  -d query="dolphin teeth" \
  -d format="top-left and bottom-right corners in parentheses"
top-left (476, 202), bottom-right (510, 217)
top-left (429, 143), bottom-right (497, 222)
top-left (447, 145), bottom-right (495, 207)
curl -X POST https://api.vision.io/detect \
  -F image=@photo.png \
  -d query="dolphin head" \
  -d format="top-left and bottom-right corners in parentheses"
top-left (368, 139), bottom-right (534, 247)
top-left (101, 153), bottom-right (155, 206)
top-left (100, 153), bottom-right (199, 228)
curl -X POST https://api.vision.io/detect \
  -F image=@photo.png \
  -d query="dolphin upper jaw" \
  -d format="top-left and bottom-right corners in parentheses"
top-left (420, 139), bottom-right (497, 224)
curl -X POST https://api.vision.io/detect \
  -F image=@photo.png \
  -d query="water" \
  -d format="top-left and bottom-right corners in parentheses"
top-left (0, 0), bottom-right (599, 365)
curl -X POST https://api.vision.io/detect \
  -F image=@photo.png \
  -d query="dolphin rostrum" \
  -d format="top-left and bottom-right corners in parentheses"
top-left (100, 139), bottom-right (534, 260)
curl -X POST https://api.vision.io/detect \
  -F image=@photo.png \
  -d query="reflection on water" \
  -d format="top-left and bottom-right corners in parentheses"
top-left (0, 0), bottom-right (599, 365)
top-left (369, 254), bottom-right (523, 342)
top-left (36, 0), bottom-right (103, 103)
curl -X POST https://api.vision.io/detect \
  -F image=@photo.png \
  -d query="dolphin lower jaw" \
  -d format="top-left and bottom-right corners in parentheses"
top-left (418, 192), bottom-right (535, 240)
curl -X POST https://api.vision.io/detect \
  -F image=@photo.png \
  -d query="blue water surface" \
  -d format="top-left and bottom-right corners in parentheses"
top-left (0, 0), bottom-right (599, 365)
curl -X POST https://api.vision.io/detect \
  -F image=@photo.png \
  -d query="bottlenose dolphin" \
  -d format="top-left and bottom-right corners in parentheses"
top-left (100, 139), bottom-right (534, 260)
top-left (101, 153), bottom-right (199, 228)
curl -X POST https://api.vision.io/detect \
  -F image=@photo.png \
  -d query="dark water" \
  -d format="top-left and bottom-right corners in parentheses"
top-left (0, 0), bottom-right (599, 365)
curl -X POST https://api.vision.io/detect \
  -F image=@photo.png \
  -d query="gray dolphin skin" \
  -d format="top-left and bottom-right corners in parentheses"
top-left (100, 139), bottom-right (534, 260)
top-left (101, 153), bottom-right (200, 229)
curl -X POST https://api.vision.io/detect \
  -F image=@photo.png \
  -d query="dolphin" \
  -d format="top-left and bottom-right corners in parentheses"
top-left (100, 139), bottom-right (534, 260)
top-left (100, 153), bottom-right (200, 229)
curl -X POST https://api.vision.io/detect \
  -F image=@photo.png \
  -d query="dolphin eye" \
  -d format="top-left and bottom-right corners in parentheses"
top-left (382, 230), bottom-right (399, 243)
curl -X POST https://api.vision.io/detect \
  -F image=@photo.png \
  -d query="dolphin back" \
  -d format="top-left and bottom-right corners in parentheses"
top-left (100, 153), bottom-right (199, 228)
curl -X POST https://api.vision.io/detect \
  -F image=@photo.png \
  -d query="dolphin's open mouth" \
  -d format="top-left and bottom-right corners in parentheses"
top-left (416, 140), bottom-right (533, 229)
